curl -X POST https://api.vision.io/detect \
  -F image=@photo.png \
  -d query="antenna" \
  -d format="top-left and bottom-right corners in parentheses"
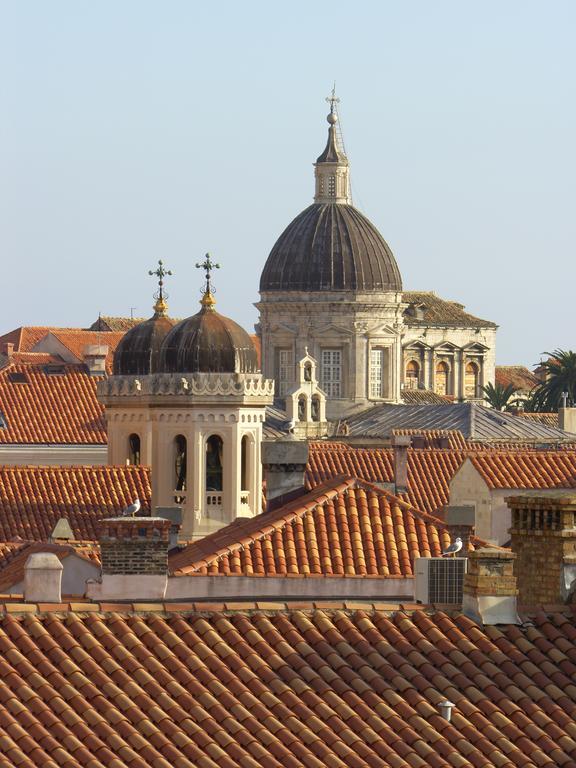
top-left (130, 307), bottom-right (137, 320)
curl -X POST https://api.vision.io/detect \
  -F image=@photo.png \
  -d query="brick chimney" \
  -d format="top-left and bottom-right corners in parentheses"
top-left (24, 552), bottom-right (64, 603)
top-left (1, 342), bottom-right (14, 357)
top-left (392, 435), bottom-right (411, 494)
top-left (508, 492), bottom-right (576, 607)
top-left (462, 548), bottom-right (519, 625)
top-left (86, 516), bottom-right (171, 601)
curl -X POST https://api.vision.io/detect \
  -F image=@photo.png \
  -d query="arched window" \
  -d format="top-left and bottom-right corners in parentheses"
top-left (465, 362), bottom-right (480, 399)
top-left (311, 395), bottom-right (320, 422)
top-left (241, 435), bottom-right (249, 490)
top-left (304, 362), bottom-right (312, 381)
top-left (206, 435), bottom-right (223, 491)
top-left (174, 435), bottom-right (187, 501)
top-left (128, 433), bottom-right (140, 466)
top-left (298, 394), bottom-right (306, 421)
top-left (405, 360), bottom-right (420, 390)
top-left (435, 361), bottom-right (450, 396)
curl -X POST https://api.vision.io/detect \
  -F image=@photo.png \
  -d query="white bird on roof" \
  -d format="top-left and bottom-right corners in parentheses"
top-left (122, 498), bottom-right (141, 517)
top-left (442, 537), bottom-right (463, 557)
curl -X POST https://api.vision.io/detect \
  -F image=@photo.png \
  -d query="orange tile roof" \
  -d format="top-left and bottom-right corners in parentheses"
top-left (495, 365), bottom-right (540, 391)
top-left (0, 540), bottom-right (100, 592)
top-left (0, 327), bottom-right (124, 371)
top-left (0, 362), bottom-right (106, 444)
top-left (171, 477), bottom-right (486, 578)
top-left (469, 452), bottom-right (576, 489)
top-left (0, 465), bottom-right (150, 540)
top-left (0, 605), bottom-right (574, 766)
top-left (307, 443), bottom-right (576, 517)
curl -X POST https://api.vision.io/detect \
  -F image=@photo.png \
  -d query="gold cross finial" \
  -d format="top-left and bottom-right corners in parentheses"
top-left (326, 83), bottom-right (339, 114)
top-left (195, 253), bottom-right (220, 309)
top-left (148, 260), bottom-right (173, 317)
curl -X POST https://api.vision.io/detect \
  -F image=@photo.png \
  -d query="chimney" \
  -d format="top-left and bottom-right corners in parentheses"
top-left (86, 516), bottom-right (172, 601)
top-left (154, 506), bottom-right (183, 549)
top-left (462, 548), bottom-right (519, 624)
top-left (49, 518), bottom-right (74, 543)
top-left (508, 492), bottom-right (576, 607)
top-left (559, 408), bottom-right (576, 434)
top-left (83, 344), bottom-right (108, 375)
top-left (262, 440), bottom-right (309, 510)
top-left (444, 505), bottom-right (476, 552)
top-left (1, 342), bottom-right (14, 357)
top-left (24, 553), bottom-right (64, 603)
top-left (437, 701), bottom-right (455, 722)
top-left (392, 435), bottom-right (411, 494)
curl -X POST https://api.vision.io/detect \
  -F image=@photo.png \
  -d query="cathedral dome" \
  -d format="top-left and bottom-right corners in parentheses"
top-left (259, 202), bottom-right (402, 292)
top-left (159, 293), bottom-right (259, 374)
top-left (113, 301), bottom-right (175, 376)
top-left (260, 100), bottom-right (402, 293)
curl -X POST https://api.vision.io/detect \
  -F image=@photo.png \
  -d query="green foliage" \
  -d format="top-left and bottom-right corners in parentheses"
top-left (530, 349), bottom-right (576, 412)
top-left (481, 382), bottom-right (521, 411)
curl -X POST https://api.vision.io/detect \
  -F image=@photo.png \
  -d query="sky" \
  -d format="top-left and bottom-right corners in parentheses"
top-left (1, 1), bottom-right (574, 366)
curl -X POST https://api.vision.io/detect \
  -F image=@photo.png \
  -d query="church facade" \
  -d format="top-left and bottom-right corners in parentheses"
top-left (257, 101), bottom-right (497, 419)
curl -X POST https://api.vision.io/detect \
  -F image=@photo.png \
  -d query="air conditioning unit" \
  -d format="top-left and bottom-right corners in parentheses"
top-left (414, 557), bottom-right (467, 604)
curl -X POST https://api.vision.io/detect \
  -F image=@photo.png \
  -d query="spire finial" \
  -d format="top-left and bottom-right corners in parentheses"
top-left (325, 83), bottom-right (339, 122)
top-left (148, 260), bottom-right (173, 317)
top-left (195, 253), bottom-right (220, 309)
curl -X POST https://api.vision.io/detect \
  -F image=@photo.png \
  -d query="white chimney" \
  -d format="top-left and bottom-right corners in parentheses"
top-left (437, 700), bottom-right (455, 722)
top-left (24, 553), bottom-right (63, 602)
top-left (83, 344), bottom-right (108, 375)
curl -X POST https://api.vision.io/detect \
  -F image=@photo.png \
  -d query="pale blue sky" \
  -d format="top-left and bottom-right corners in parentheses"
top-left (1, 1), bottom-right (574, 365)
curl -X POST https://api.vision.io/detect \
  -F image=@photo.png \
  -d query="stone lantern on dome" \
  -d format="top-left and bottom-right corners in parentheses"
top-left (99, 257), bottom-right (274, 541)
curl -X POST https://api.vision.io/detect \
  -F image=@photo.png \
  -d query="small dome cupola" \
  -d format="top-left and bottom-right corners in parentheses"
top-left (113, 260), bottom-right (176, 375)
top-left (314, 89), bottom-right (351, 205)
top-left (159, 254), bottom-right (259, 374)
top-left (259, 92), bottom-right (402, 293)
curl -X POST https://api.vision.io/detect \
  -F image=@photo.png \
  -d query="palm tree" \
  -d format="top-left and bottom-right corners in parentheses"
top-left (481, 382), bottom-right (521, 411)
top-left (530, 349), bottom-right (576, 412)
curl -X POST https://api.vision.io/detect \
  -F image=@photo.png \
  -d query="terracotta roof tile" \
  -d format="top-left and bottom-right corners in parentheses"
top-left (170, 477), bottom-right (488, 578)
top-left (0, 466), bottom-right (150, 540)
top-left (495, 366), bottom-right (540, 392)
top-left (307, 444), bottom-right (576, 517)
top-left (0, 363), bottom-right (106, 445)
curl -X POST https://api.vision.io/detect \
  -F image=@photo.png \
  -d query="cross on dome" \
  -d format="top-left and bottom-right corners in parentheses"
top-left (195, 252), bottom-right (220, 309)
top-left (148, 260), bottom-right (173, 317)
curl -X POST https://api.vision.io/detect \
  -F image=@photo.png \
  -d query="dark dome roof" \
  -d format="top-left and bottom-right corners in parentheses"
top-left (260, 203), bottom-right (402, 292)
top-left (113, 313), bottom-right (175, 376)
top-left (159, 301), bottom-right (258, 374)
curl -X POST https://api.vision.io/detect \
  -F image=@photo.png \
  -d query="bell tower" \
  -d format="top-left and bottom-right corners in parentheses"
top-left (100, 257), bottom-right (275, 541)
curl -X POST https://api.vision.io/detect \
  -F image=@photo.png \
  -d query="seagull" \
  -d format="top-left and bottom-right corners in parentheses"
top-left (122, 498), bottom-right (141, 517)
top-left (286, 418), bottom-right (296, 434)
top-left (442, 537), bottom-right (463, 557)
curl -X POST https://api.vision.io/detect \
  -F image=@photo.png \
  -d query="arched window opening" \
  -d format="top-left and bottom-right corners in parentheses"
top-left (435, 361), bottom-right (450, 396)
top-left (405, 360), bottom-right (420, 390)
top-left (311, 396), bottom-right (321, 422)
top-left (465, 362), bottom-right (480, 399)
top-left (128, 433), bottom-right (141, 466)
top-left (241, 435), bottom-right (249, 491)
top-left (174, 435), bottom-right (187, 502)
top-left (206, 435), bottom-right (223, 491)
top-left (304, 362), bottom-right (312, 382)
top-left (298, 395), bottom-right (307, 421)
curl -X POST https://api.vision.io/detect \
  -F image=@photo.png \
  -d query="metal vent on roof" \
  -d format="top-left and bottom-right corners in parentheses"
top-left (7, 372), bottom-right (29, 384)
top-left (414, 557), bottom-right (467, 604)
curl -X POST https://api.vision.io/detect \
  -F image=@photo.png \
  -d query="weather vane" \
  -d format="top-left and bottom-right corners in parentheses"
top-left (326, 83), bottom-right (339, 114)
top-left (148, 259), bottom-right (173, 302)
top-left (195, 252), bottom-right (220, 295)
